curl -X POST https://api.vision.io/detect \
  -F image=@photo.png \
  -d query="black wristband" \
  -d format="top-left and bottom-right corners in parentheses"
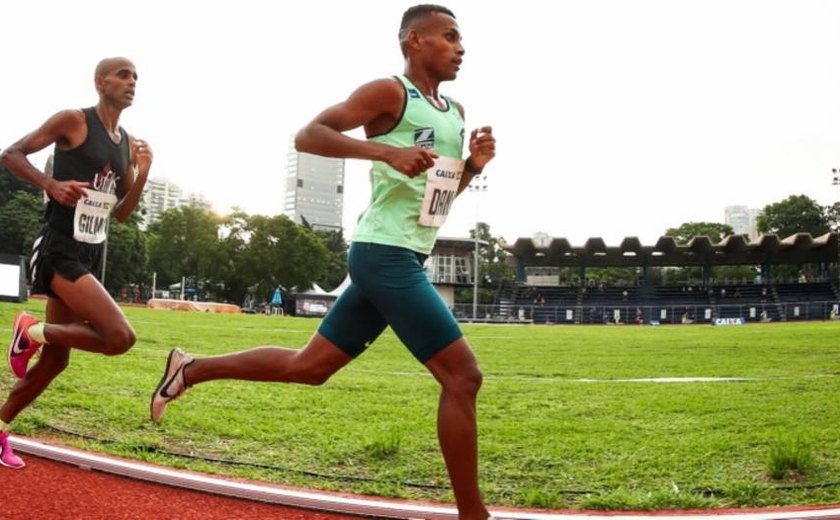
top-left (466, 157), bottom-right (483, 175)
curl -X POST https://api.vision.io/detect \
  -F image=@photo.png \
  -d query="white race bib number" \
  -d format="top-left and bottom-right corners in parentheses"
top-left (418, 156), bottom-right (465, 228)
top-left (73, 188), bottom-right (117, 244)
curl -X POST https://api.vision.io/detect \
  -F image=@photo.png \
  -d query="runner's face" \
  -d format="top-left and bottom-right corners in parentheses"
top-left (419, 13), bottom-right (464, 81)
top-left (100, 61), bottom-right (138, 109)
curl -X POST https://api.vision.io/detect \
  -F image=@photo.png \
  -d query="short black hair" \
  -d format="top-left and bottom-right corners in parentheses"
top-left (398, 4), bottom-right (456, 43)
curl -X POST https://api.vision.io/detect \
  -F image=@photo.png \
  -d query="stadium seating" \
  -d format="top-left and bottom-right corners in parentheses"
top-left (487, 280), bottom-right (839, 325)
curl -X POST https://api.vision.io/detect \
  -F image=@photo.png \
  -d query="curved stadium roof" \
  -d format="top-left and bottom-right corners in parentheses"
top-left (500, 232), bottom-right (839, 268)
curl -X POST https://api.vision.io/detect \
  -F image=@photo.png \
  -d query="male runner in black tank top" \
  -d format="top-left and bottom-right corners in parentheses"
top-left (0, 57), bottom-right (151, 469)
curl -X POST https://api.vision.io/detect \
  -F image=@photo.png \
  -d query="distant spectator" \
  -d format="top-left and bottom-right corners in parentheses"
top-left (270, 286), bottom-right (284, 316)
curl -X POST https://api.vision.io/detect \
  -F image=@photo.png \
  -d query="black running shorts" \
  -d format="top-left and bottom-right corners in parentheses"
top-left (29, 226), bottom-right (104, 297)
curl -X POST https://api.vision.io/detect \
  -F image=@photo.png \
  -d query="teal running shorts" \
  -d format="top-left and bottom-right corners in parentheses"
top-left (318, 242), bottom-right (463, 363)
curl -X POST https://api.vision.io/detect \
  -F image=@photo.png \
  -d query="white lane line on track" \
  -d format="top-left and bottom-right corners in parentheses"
top-left (349, 371), bottom-right (838, 383)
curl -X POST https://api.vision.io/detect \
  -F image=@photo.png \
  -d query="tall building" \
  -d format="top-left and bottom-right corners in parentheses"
top-left (283, 138), bottom-right (345, 231)
top-left (725, 205), bottom-right (761, 240)
top-left (141, 177), bottom-right (210, 229)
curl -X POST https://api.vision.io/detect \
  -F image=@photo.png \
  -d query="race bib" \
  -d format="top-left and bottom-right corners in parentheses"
top-left (418, 156), bottom-right (465, 228)
top-left (73, 188), bottom-right (117, 244)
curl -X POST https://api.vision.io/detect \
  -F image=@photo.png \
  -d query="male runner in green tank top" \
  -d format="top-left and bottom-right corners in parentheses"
top-left (150, 5), bottom-right (496, 519)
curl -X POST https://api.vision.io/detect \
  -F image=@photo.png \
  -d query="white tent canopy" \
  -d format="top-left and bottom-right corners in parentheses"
top-left (327, 275), bottom-right (351, 297)
top-left (297, 283), bottom-right (329, 296)
top-left (296, 274), bottom-right (351, 298)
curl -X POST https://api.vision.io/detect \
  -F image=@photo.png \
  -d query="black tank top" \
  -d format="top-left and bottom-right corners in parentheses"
top-left (45, 107), bottom-right (130, 238)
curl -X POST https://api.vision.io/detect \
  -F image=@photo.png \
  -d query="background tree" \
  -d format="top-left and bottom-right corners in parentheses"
top-left (756, 194), bottom-right (830, 237)
top-left (664, 222), bottom-right (737, 283)
top-left (826, 201), bottom-right (840, 233)
top-left (474, 222), bottom-right (516, 287)
top-left (313, 228), bottom-right (348, 292)
top-left (240, 214), bottom-right (330, 300)
top-left (0, 191), bottom-right (43, 256)
top-left (665, 222), bottom-right (735, 245)
top-left (103, 212), bottom-right (148, 298)
top-left (210, 209), bottom-right (254, 305)
top-left (0, 162), bottom-right (44, 256)
top-left (456, 222), bottom-right (514, 304)
top-left (757, 195), bottom-right (832, 281)
top-left (0, 163), bottom-right (40, 206)
top-left (583, 267), bottom-right (638, 285)
top-left (147, 205), bottom-right (222, 290)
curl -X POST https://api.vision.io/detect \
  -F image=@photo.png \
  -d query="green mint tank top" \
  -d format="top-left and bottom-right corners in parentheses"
top-left (352, 75), bottom-right (465, 254)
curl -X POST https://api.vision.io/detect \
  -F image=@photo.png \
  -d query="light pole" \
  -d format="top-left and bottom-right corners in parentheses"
top-left (468, 176), bottom-right (488, 320)
top-left (833, 169), bottom-right (840, 287)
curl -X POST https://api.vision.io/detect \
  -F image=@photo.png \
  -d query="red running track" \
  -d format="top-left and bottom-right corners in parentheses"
top-left (4, 455), bottom-right (357, 520)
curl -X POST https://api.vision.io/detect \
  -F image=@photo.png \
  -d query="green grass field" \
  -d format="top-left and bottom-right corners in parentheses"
top-left (2, 300), bottom-right (840, 511)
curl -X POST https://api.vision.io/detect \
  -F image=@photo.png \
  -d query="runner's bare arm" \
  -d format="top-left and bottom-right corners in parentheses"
top-left (295, 78), bottom-right (437, 177)
top-left (113, 135), bottom-right (152, 222)
top-left (0, 110), bottom-right (91, 207)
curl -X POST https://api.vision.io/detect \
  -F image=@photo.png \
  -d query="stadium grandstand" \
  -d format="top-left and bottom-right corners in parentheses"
top-left (475, 232), bottom-right (839, 325)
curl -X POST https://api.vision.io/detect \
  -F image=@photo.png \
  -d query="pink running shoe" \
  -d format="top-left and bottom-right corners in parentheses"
top-left (0, 432), bottom-right (25, 469)
top-left (8, 312), bottom-right (42, 378)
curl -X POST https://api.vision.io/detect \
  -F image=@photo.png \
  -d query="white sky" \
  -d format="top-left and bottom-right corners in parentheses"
top-left (2, 0), bottom-right (839, 245)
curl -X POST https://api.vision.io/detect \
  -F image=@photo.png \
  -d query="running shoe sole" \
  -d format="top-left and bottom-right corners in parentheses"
top-left (150, 348), bottom-right (188, 422)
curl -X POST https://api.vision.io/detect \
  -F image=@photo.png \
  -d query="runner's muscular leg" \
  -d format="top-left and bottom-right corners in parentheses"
top-left (424, 338), bottom-right (489, 520)
top-left (183, 333), bottom-right (353, 387)
top-left (0, 298), bottom-right (75, 423)
top-left (44, 273), bottom-right (135, 355)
